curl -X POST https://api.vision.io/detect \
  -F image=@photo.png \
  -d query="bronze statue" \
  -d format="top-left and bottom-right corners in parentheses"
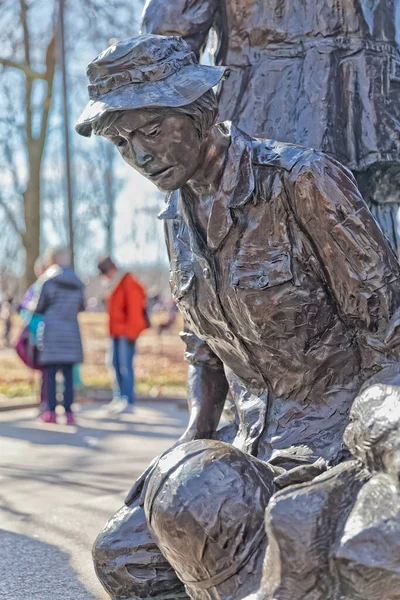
top-left (142, 0), bottom-right (400, 254)
top-left (76, 35), bottom-right (400, 600)
top-left (252, 380), bottom-right (400, 600)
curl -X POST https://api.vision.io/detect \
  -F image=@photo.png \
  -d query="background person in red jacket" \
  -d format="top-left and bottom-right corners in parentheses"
top-left (98, 256), bottom-right (148, 414)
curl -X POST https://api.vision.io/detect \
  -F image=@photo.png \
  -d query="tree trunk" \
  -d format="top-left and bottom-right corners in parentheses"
top-left (22, 150), bottom-right (41, 289)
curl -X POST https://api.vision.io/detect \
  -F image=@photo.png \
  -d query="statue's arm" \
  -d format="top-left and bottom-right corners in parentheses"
top-left (124, 328), bottom-right (228, 506)
top-left (181, 328), bottom-right (229, 440)
top-left (142, 0), bottom-right (218, 58)
top-left (289, 151), bottom-right (400, 334)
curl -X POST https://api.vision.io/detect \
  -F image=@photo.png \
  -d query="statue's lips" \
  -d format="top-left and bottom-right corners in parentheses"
top-left (147, 166), bottom-right (175, 179)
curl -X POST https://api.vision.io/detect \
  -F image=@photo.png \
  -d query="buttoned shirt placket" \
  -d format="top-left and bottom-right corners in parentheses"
top-left (162, 125), bottom-right (271, 455)
top-left (182, 127), bottom-right (265, 375)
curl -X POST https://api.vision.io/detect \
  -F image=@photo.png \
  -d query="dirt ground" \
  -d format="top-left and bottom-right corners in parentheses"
top-left (0, 312), bottom-right (187, 401)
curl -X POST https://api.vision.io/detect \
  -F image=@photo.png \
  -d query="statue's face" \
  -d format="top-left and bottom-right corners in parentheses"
top-left (104, 109), bottom-right (203, 191)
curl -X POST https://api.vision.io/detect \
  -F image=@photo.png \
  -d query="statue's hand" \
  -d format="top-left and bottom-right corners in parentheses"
top-left (124, 457), bottom-right (158, 507)
top-left (124, 427), bottom-right (199, 507)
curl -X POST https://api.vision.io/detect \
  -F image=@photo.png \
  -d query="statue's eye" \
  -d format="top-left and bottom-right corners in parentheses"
top-left (115, 137), bottom-right (126, 148)
top-left (141, 124), bottom-right (160, 137)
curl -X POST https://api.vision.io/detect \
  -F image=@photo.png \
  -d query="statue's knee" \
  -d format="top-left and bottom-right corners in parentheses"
top-left (93, 499), bottom-right (187, 599)
top-left (145, 440), bottom-right (275, 598)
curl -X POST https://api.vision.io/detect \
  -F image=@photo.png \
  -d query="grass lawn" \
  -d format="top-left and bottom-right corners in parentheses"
top-left (0, 312), bottom-right (187, 401)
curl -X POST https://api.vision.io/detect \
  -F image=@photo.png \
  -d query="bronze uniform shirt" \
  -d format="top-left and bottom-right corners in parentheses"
top-left (159, 123), bottom-right (400, 466)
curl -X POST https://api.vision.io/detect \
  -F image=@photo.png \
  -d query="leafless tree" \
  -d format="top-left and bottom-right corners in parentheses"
top-left (0, 0), bottom-right (58, 287)
top-left (0, 0), bottom-right (144, 287)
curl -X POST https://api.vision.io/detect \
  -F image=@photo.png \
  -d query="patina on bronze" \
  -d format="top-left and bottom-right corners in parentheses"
top-left (76, 35), bottom-right (400, 600)
top-left (142, 0), bottom-right (400, 253)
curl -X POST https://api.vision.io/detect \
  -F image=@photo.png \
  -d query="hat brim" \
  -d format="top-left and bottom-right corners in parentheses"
top-left (75, 64), bottom-right (228, 137)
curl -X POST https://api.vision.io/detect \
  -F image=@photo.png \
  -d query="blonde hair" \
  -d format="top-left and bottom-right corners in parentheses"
top-left (43, 247), bottom-right (71, 268)
top-left (34, 256), bottom-right (46, 278)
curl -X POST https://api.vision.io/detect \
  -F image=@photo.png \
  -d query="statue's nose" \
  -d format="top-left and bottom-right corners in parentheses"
top-left (127, 138), bottom-right (153, 168)
top-left (136, 152), bottom-right (153, 168)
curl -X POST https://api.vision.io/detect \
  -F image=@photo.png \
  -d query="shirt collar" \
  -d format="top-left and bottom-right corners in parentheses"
top-left (219, 121), bottom-right (255, 209)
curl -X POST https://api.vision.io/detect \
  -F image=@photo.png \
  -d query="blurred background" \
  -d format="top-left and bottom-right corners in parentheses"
top-left (0, 0), bottom-right (200, 407)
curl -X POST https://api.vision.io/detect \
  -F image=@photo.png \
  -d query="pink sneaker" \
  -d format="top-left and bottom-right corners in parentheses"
top-left (40, 411), bottom-right (57, 424)
top-left (66, 413), bottom-right (75, 425)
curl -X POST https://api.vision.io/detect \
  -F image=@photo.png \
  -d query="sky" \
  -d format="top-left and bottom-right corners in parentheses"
top-left (112, 163), bottom-right (167, 268)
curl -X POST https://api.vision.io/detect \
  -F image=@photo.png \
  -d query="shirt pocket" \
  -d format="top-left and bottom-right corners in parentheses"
top-left (229, 251), bottom-right (295, 341)
top-left (231, 251), bottom-right (293, 290)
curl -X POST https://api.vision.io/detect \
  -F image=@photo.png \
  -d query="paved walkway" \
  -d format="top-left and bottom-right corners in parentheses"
top-left (0, 402), bottom-right (188, 599)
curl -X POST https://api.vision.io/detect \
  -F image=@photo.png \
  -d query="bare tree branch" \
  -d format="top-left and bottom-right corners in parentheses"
top-left (19, 0), bottom-right (30, 65)
top-left (0, 195), bottom-right (22, 238)
top-left (38, 29), bottom-right (57, 149)
top-left (0, 58), bottom-right (46, 80)
top-left (19, 0), bottom-right (33, 143)
top-left (3, 136), bottom-right (22, 196)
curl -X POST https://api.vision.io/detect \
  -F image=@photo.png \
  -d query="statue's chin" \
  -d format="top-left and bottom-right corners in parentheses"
top-left (156, 181), bottom-right (184, 193)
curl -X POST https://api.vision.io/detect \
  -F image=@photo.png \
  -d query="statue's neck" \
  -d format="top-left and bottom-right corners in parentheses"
top-left (187, 126), bottom-right (230, 195)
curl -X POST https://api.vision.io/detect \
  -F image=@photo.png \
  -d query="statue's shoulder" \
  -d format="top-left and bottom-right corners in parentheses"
top-left (251, 138), bottom-right (320, 173)
top-left (222, 122), bottom-right (328, 174)
top-left (252, 138), bottom-right (356, 187)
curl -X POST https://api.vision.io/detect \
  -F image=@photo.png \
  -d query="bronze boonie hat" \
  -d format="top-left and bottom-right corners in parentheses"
top-left (76, 34), bottom-right (229, 137)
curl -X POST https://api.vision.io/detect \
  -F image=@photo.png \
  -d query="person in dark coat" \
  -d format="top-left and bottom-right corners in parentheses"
top-left (36, 248), bottom-right (85, 425)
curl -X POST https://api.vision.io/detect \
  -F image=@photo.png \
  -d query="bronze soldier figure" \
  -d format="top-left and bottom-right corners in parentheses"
top-left (142, 0), bottom-right (400, 253)
top-left (76, 35), bottom-right (400, 600)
